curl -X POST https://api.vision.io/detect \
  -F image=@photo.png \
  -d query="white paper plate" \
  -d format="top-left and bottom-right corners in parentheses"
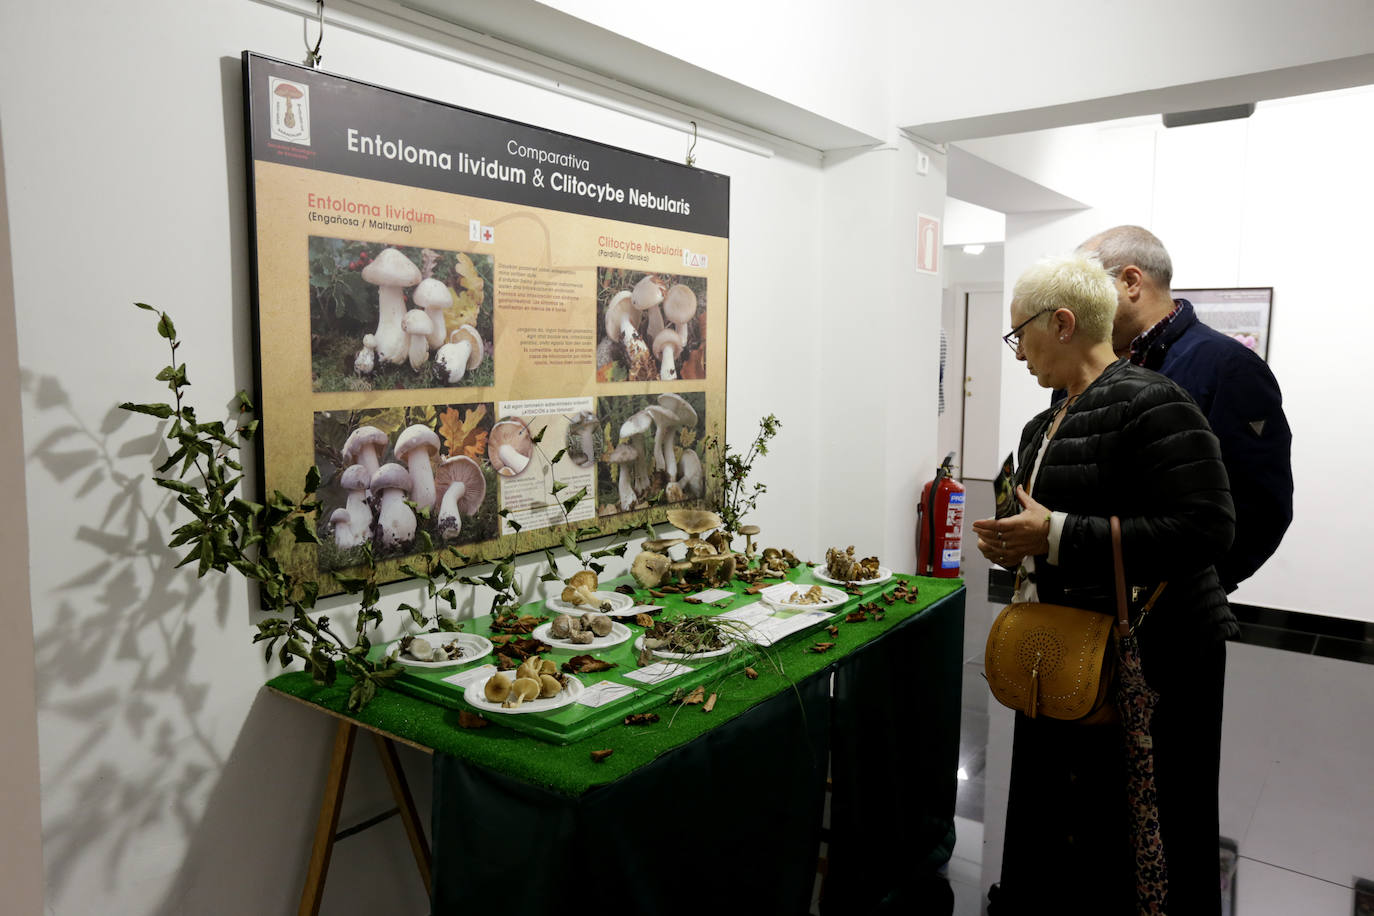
top-left (545, 590), bottom-right (637, 617)
top-left (463, 670), bottom-right (585, 715)
top-left (632, 634), bottom-right (736, 661)
top-left (758, 583), bottom-right (850, 611)
top-left (387, 632), bottom-right (493, 669)
top-left (531, 619), bottom-right (632, 652)
top-left (812, 565), bottom-right (893, 587)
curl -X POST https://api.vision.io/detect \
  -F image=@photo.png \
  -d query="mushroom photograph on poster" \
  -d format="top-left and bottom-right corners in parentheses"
top-left (244, 53), bottom-right (730, 593)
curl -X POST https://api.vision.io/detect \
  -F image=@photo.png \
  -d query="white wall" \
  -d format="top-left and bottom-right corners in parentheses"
top-left (994, 86), bottom-right (1374, 620)
top-left (894, 0), bottom-right (1374, 127)
top-left (0, 2), bottom-right (848, 914)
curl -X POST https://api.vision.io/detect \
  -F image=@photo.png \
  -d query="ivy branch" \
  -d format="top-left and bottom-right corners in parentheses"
top-left (121, 304), bottom-right (404, 711)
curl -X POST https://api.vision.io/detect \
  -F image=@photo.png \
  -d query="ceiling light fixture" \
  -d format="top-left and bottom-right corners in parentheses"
top-left (962, 244), bottom-right (986, 255)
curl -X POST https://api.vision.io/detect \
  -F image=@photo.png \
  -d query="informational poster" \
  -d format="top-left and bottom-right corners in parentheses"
top-left (243, 53), bottom-right (729, 593)
top-left (1174, 287), bottom-right (1273, 360)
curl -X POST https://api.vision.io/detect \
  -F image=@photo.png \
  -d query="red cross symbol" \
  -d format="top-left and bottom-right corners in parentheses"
top-left (482, 227), bottom-right (493, 242)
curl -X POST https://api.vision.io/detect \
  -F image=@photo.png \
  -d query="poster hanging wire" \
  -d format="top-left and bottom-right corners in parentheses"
top-left (685, 121), bottom-right (698, 168)
top-left (305, 0), bottom-right (325, 68)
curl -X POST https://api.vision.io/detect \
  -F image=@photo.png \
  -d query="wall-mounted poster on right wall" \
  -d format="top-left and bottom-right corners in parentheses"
top-left (1174, 287), bottom-right (1274, 360)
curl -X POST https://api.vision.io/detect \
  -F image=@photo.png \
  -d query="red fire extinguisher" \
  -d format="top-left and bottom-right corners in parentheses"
top-left (917, 452), bottom-right (965, 578)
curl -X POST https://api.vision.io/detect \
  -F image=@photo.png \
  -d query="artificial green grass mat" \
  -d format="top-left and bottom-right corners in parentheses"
top-left (268, 574), bottom-right (963, 796)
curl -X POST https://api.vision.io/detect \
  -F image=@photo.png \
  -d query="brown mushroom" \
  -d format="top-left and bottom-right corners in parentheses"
top-left (488, 418), bottom-right (533, 477)
top-left (483, 672), bottom-right (512, 703)
top-left (631, 551), bottom-right (671, 588)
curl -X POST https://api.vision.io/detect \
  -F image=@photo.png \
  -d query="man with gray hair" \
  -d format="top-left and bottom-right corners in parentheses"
top-left (1078, 225), bottom-right (1292, 592)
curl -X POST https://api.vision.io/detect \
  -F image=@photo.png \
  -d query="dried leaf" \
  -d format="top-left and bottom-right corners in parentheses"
top-left (624, 713), bottom-right (659, 726)
top-left (743, 666), bottom-right (759, 680)
top-left (809, 642), bottom-right (836, 653)
top-left (562, 655), bottom-right (618, 674)
top-left (439, 405), bottom-right (489, 460)
top-left (457, 710), bottom-right (490, 729)
top-left (844, 610), bottom-right (868, 624)
top-left (590, 749), bottom-right (614, 763)
top-left (827, 625), bottom-right (839, 637)
top-left (634, 613), bottom-right (655, 628)
top-left (702, 693), bottom-right (718, 713)
top-left (681, 685), bottom-right (706, 705)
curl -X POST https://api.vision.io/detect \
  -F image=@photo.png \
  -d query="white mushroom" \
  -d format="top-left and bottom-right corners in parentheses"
top-left (371, 463), bottom-right (415, 548)
top-left (567, 411), bottom-right (599, 468)
top-left (642, 403), bottom-right (679, 474)
top-left (619, 409), bottom-right (655, 493)
top-left (663, 284), bottom-right (698, 334)
top-left (679, 448), bottom-right (704, 498)
top-left (435, 454), bottom-right (486, 541)
top-left (329, 508), bottom-right (359, 550)
top-left (354, 334), bottom-right (377, 376)
top-left (411, 278), bottom-right (451, 350)
top-left (341, 426), bottom-right (388, 479)
top-left (361, 248), bottom-right (422, 364)
top-left (339, 463), bottom-right (374, 545)
top-left (604, 290), bottom-right (655, 380)
top-left (401, 310), bottom-right (434, 371)
top-left (657, 393), bottom-right (699, 483)
top-left (606, 442), bottom-right (639, 511)
top-left (434, 324), bottom-right (483, 384)
top-left (394, 426), bottom-right (441, 513)
top-left (653, 326), bottom-right (686, 381)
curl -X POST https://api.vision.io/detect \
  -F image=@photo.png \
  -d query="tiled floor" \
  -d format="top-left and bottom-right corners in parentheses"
top-left (952, 480), bottom-right (1374, 915)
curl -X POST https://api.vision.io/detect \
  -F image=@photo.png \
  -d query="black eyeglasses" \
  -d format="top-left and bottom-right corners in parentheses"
top-left (1002, 308), bottom-right (1055, 353)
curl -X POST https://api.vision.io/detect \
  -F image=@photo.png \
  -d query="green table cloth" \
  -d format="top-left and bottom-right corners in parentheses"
top-left (267, 573), bottom-right (965, 914)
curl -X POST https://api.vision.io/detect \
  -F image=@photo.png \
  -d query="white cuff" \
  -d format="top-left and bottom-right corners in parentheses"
top-left (1045, 511), bottom-right (1069, 565)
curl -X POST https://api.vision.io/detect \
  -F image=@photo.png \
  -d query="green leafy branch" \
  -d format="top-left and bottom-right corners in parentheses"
top-left (121, 304), bottom-right (408, 711)
top-left (706, 414), bottom-right (780, 537)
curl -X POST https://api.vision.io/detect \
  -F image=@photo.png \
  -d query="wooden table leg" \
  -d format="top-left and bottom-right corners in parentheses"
top-left (299, 719), bottom-right (357, 916)
top-left (372, 733), bottom-right (433, 895)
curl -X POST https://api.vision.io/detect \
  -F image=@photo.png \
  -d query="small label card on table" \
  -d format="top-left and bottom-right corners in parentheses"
top-left (576, 681), bottom-right (638, 707)
top-left (442, 664), bottom-right (496, 690)
top-left (633, 604), bottom-right (665, 615)
top-left (688, 588), bottom-right (735, 604)
top-left (624, 662), bottom-right (693, 685)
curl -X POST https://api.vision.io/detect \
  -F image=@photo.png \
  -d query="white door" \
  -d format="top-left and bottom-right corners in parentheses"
top-left (961, 289), bottom-right (1004, 480)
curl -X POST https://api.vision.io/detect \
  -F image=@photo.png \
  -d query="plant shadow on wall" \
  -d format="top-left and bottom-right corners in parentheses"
top-left (18, 367), bottom-right (240, 901)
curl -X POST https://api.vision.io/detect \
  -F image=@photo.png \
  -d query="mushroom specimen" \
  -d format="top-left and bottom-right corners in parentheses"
top-left (604, 290), bottom-right (655, 380)
top-left (562, 569), bottom-right (611, 611)
top-left (434, 324), bottom-right (483, 384)
top-left (401, 310), bottom-right (434, 371)
top-left (434, 454), bottom-right (486, 541)
top-left (505, 677), bottom-right (541, 709)
top-left (605, 442), bottom-right (639, 511)
top-left (484, 672), bottom-right (512, 703)
top-left (740, 524), bottom-right (762, 560)
top-left (354, 333), bottom-right (377, 376)
top-left (361, 247), bottom-right (422, 365)
top-left (631, 551), bottom-right (670, 588)
top-left (338, 463), bottom-right (374, 546)
top-left (666, 508), bottom-right (724, 552)
top-left (567, 410), bottom-right (599, 468)
top-left (394, 425), bottom-right (441, 512)
top-left (341, 426), bottom-right (389, 478)
top-left (411, 277), bottom-right (450, 350)
top-left (488, 418), bottom-right (532, 477)
top-left (657, 284), bottom-right (698, 379)
top-left (371, 462), bottom-right (416, 548)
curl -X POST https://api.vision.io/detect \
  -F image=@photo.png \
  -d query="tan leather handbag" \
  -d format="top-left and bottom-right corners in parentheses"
top-left (984, 516), bottom-right (1140, 723)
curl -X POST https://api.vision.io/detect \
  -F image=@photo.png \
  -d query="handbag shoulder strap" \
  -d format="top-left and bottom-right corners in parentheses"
top-left (1110, 516), bottom-right (1130, 637)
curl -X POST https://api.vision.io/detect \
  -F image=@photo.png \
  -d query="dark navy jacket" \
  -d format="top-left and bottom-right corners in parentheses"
top-left (1071, 300), bottom-right (1292, 591)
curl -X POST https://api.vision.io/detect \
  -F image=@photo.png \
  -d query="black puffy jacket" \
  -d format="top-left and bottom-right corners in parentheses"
top-left (1017, 359), bottom-right (1238, 649)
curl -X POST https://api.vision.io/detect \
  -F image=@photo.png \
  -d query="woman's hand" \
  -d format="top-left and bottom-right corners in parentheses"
top-left (971, 486), bottom-right (1052, 568)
